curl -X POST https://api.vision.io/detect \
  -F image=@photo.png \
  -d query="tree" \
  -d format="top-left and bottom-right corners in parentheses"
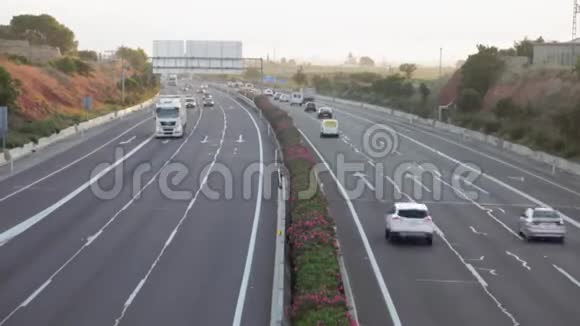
top-left (359, 56), bottom-right (375, 67)
top-left (312, 75), bottom-right (333, 93)
top-left (280, 57), bottom-right (287, 64)
top-left (575, 57), bottom-right (580, 77)
top-left (0, 67), bottom-right (20, 107)
top-left (78, 50), bottom-right (98, 61)
top-left (116, 47), bottom-right (148, 72)
top-left (292, 66), bottom-right (307, 86)
top-left (371, 74), bottom-right (414, 98)
top-left (419, 83), bottom-right (431, 102)
top-left (461, 45), bottom-right (504, 95)
top-left (457, 88), bottom-right (482, 113)
top-left (288, 59), bottom-right (297, 66)
top-left (514, 36), bottom-right (543, 61)
top-left (243, 67), bottom-right (261, 81)
top-left (9, 14), bottom-right (77, 54)
top-left (399, 63), bottom-right (417, 79)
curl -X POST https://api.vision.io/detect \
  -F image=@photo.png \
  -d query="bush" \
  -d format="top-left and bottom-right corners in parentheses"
top-left (7, 54), bottom-right (30, 65)
top-left (78, 50), bottom-right (98, 61)
top-left (0, 67), bottom-right (20, 107)
top-left (457, 88), bottom-right (482, 113)
top-left (49, 56), bottom-right (93, 76)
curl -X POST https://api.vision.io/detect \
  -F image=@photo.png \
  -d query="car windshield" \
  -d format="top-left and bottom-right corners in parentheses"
top-left (156, 108), bottom-right (179, 118)
top-left (533, 210), bottom-right (559, 219)
top-left (398, 209), bottom-right (428, 219)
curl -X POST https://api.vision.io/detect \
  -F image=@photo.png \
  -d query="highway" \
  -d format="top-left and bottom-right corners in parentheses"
top-left (0, 83), bottom-right (278, 326)
top-left (277, 96), bottom-right (580, 326)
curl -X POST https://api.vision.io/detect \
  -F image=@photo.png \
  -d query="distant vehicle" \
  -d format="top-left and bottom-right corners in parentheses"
top-left (519, 207), bottom-right (566, 243)
top-left (264, 89), bottom-right (274, 96)
top-left (168, 74), bottom-right (178, 86)
top-left (273, 92), bottom-right (281, 100)
top-left (227, 81), bottom-right (235, 87)
top-left (320, 119), bottom-right (339, 137)
top-left (290, 92), bottom-right (303, 106)
top-left (244, 83), bottom-right (254, 89)
top-left (302, 87), bottom-right (316, 104)
top-left (197, 88), bottom-right (204, 94)
top-left (317, 107), bottom-right (333, 119)
top-left (203, 97), bottom-right (215, 107)
top-left (385, 202), bottom-right (434, 245)
top-left (279, 94), bottom-right (290, 102)
top-left (304, 102), bottom-right (316, 112)
top-left (235, 81), bottom-right (244, 88)
top-left (184, 97), bottom-right (196, 109)
top-left (155, 97), bottom-right (186, 138)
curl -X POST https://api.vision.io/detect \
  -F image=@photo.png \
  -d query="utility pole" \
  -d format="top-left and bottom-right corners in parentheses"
top-left (574, 0), bottom-right (580, 40)
top-left (121, 56), bottom-right (126, 104)
top-left (439, 47), bottom-right (443, 78)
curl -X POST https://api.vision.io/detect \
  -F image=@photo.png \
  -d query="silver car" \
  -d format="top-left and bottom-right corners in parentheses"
top-left (519, 207), bottom-right (566, 243)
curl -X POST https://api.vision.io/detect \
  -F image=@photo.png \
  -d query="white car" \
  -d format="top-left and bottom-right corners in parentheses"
top-left (320, 119), bottom-right (339, 137)
top-left (279, 94), bottom-right (290, 102)
top-left (290, 92), bottom-right (303, 106)
top-left (264, 89), bottom-right (274, 96)
top-left (519, 207), bottom-right (566, 243)
top-left (385, 202), bottom-right (434, 245)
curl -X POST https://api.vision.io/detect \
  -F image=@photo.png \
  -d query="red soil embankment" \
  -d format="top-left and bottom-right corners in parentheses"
top-left (0, 57), bottom-right (122, 120)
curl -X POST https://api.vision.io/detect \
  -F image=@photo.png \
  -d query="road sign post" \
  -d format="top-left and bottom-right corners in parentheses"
top-left (82, 96), bottom-right (92, 137)
top-left (0, 106), bottom-right (11, 171)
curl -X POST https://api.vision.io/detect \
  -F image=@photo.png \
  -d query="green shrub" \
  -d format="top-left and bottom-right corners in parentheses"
top-left (457, 88), bottom-right (482, 113)
top-left (7, 54), bottom-right (30, 65)
top-left (0, 67), bottom-right (20, 107)
top-left (49, 56), bottom-right (93, 76)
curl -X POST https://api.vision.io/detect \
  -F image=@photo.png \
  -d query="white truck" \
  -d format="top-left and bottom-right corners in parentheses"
top-left (155, 96), bottom-right (186, 138)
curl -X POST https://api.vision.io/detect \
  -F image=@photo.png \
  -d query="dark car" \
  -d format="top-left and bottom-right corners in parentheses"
top-left (304, 102), bottom-right (316, 112)
top-left (185, 98), bottom-right (196, 109)
top-left (317, 107), bottom-right (333, 119)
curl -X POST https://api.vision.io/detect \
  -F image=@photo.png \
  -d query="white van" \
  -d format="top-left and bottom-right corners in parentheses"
top-left (290, 92), bottom-right (303, 106)
top-left (320, 119), bottom-right (339, 137)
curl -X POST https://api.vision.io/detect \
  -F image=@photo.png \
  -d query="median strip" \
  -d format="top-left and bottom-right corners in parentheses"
top-left (252, 94), bottom-right (354, 326)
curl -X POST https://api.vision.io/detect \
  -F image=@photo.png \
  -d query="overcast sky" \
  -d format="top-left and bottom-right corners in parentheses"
top-left (1, 0), bottom-right (574, 65)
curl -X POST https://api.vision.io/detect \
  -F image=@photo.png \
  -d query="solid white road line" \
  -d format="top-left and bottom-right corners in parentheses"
top-left (0, 107), bottom-right (205, 326)
top-left (405, 175), bottom-right (432, 193)
top-left (299, 128), bottom-right (402, 326)
top-left (112, 106), bottom-right (226, 326)
top-left (229, 97), bottom-right (265, 326)
top-left (0, 136), bottom-right (152, 247)
top-left (0, 116), bottom-right (151, 203)
top-left (553, 264), bottom-right (580, 289)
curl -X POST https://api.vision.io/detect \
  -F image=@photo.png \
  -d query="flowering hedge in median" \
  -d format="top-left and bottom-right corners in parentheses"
top-left (253, 95), bottom-right (355, 326)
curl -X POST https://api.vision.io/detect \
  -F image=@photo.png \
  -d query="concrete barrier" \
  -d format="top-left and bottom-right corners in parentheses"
top-left (1, 95), bottom-right (157, 167)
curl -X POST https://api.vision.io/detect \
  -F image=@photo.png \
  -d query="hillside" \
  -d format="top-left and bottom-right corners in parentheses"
top-left (0, 56), bottom-right (122, 120)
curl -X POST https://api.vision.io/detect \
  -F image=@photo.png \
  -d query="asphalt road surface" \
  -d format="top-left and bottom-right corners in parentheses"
top-left (0, 83), bottom-right (279, 326)
top-left (276, 95), bottom-right (580, 326)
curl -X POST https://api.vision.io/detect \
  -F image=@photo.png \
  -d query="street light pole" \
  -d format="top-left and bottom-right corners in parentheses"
top-left (121, 56), bottom-right (126, 104)
top-left (439, 47), bottom-right (443, 78)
